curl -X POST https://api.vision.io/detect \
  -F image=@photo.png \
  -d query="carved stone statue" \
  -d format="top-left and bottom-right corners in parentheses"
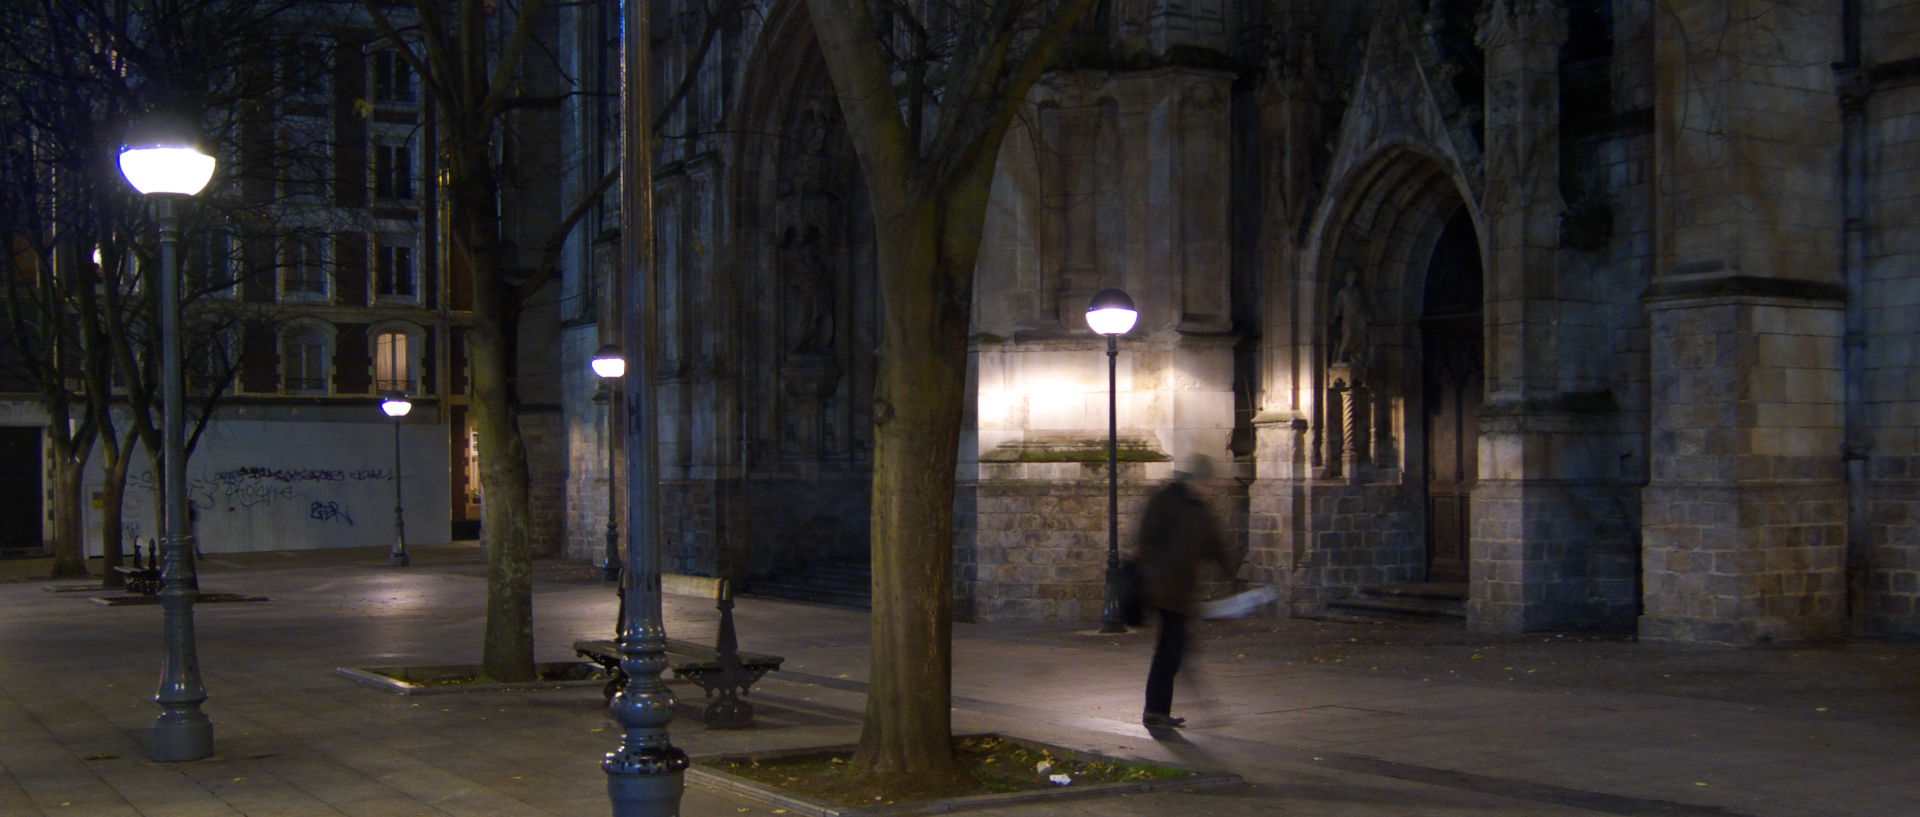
top-left (1330, 267), bottom-right (1370, 369)
top-left (782, 226), bottom-right (834, 354)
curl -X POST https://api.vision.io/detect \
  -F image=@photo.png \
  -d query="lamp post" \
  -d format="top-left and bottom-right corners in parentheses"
top-left (381, 391), bottom-right (412, 566)
top-left (604, 0), bottom-right (685, 811)
top-left (1087, 289), bottom-right (1138, 634)
top-left (592, 344), bottom-right (625, 583)
top-left (119, 110), bottom-right (217, 762)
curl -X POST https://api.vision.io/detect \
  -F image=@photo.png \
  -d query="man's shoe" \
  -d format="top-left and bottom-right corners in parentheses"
top-left (1142, 712), bottom-right (1186, 728)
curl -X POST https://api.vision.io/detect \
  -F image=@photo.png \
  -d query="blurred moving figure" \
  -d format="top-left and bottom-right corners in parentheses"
top-left (1133, 455), bottom-right (1237, 728)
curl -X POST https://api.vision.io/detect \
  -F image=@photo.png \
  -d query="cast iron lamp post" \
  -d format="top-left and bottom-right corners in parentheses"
top-left (1087, 289), bottom-right (1138, 634)
top-left (604, 0), bottom-right (684, 811)
top-left (381, 391), bottom-right (412, 566)
top-left (118, 110), bottom-right (217, 762)
top-left (592, 344), bottom-right (625, 582)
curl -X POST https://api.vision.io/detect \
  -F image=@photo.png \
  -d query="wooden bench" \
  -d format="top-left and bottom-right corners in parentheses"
top-left (112, 542), bottom-right (163, 596)
top-left (574, 579), bottom-right (782, 729)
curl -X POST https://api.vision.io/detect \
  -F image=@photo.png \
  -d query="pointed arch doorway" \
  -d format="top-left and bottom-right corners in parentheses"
top-left (1420, 207), bottom-right (1482, 584)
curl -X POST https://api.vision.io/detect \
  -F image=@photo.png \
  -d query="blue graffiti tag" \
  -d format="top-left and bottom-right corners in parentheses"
top-left (308, 501), bottom-right (354, 525)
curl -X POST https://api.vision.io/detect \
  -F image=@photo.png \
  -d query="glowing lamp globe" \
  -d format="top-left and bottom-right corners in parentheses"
top-left (591, 344), bottom-right (626, 379)
top-left (118, 112), bottom-right (215, 196)
top-left (1085, 289), bottom-right (1138, 336)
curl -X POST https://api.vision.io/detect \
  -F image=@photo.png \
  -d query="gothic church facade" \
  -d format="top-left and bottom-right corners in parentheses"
top-left (554, 0), bottom-right (1920, 644)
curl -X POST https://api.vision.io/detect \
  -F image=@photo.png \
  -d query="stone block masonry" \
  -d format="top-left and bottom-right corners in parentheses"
top-left (965, 461), bottom-right (1247, 623)
top-left (1641, 298), bottom-right (1848, 643)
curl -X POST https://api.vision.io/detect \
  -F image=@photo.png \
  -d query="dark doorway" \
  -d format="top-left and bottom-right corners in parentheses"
top-left (1421, 208), bottom-right (1482, 584)
top-left (0, 427), bottom-right (44, 552)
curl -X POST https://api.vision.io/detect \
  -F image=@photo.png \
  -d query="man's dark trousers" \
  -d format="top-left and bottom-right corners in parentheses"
top-left (1145, 608), bottom-right (1189, 716)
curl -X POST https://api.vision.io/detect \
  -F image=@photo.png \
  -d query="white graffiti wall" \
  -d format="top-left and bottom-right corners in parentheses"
top-left (82, 419), bottom-right (452, 555)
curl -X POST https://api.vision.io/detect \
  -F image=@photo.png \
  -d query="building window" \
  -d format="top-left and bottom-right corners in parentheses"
top-left (189, 329), bottom-right (239, 395)
top-left (374, 239), bottom-right (416, 301)
top-left (373, 49), bottom-right (414, 104)
top-left (373, 329), bottom-right (413, 393)
top-left (282, 324), bottom-right (331, 394)
top-left (280, 37), bottom-right (332, 101)
top-left (188, 230), bottom-right (238, 299)
top-left (373, 140), bottom-right (414, 200)
top-left (277, 123), bottom-right (331, 200)
top-left (282, 234), bottom-right (328, 299)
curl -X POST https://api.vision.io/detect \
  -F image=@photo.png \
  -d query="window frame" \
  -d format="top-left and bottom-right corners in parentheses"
top-left (372, 48), bottom-right (416, 105)
top-left (370, 322), bottom-right (423, 395)
top-left (280, 321), bottom-right (334, 395)
top-left (372, 235), bottom-right (419, 303)
top-left (372, 137), bottom-right (416, 202)
top-left (280, 234), bottom-right (330, 302)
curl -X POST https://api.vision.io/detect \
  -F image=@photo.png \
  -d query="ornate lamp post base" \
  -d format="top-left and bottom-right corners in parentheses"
top-left (1100, 563), bottom-right (1127, 633)
top-left (152, 710), bottom-right (213, 762)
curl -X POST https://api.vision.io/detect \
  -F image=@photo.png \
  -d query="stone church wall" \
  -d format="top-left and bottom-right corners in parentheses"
top-left (1863, 31), bottom-right (1920, 636)
top-left (547, 0), bottom-right (1920, 644)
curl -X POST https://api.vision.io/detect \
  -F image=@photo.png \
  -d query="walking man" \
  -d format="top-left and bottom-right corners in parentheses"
top-left (1134, 454), bottom-right (1236, 728)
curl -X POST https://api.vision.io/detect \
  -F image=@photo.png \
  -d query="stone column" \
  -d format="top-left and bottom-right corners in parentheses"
top-left (1470, 0), bottom-right (1586, 631)
top-left (1639, 0), bottom-right (1846, 643)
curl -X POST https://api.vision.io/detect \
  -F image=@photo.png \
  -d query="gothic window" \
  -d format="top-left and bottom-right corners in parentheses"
top-left (281, 234), bottom-right (328, 300)
top-left (374, 237), bottom-right (417, 301)
top-left (282, 323), bottom-right (332, 394)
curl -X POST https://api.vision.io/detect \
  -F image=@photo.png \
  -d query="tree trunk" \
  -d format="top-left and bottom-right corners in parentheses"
top-left (49, 446), bottom-right (90, 579)
top-left (853, 183), bottom-right (989, 783)
top-left (98, 445), bottom-right (134, 589)
top-left (450, 151), bottom-right (538, 685)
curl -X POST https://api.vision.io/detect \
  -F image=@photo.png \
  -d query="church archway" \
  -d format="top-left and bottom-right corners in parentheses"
top-left (1420, 206), bottom-right (1482, 584)
top-left (1303, 146), bottom-right (1481, 601)
top-left (718, 1), bottom-right (880, 598)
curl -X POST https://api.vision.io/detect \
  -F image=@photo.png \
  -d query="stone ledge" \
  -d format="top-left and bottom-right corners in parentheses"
top-left (980, 434), bottom-right (1168, 464)
top-left (687, 734), bottom-right (1241, 817)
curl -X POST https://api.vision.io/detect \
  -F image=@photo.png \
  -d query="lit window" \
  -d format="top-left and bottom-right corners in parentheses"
top-left (374, 330), bottom-right (412, 393)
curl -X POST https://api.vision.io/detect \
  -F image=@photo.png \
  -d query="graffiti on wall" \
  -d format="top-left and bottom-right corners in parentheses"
top-left (127, 464), bottom-right (395, 525)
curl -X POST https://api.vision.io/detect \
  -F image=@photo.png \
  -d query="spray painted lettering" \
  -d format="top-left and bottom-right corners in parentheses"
top-left (308, 501), bottom-right (354, 525)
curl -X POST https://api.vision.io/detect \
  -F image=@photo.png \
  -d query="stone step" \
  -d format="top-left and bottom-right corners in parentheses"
top-left (1325, 583), bottom-right (1467, 622)
top-left (740, 559), bottom-right (872, 610)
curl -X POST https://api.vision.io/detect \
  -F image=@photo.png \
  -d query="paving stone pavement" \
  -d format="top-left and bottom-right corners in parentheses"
top-left (2, 544), bottom-right (1917, 816)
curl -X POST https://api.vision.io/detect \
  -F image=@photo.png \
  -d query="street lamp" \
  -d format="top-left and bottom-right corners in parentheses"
top-left (592, 344), bottom-right (624, 582)
top-left (604, 0), bottom-right (685, 811)
top-left (381, 391), bottom-right (412, 567)
top-left (118, 109), bottom-right (216, 762)
top-left (1087, 289), bottom-right (1138, 634)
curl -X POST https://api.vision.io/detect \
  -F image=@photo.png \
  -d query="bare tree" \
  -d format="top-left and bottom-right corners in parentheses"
top-left (803, 0), bottom-right (1098, 784)
top-left (0, 0), bottom-right (329, 581)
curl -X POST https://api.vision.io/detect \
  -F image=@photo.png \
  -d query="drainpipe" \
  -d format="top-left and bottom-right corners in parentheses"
top-left (1837, 0), bottom-right (1870, 634)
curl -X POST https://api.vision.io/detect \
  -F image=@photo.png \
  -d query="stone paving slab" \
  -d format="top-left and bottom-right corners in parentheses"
top-left (1, 546), bottom-right (1918, 816)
